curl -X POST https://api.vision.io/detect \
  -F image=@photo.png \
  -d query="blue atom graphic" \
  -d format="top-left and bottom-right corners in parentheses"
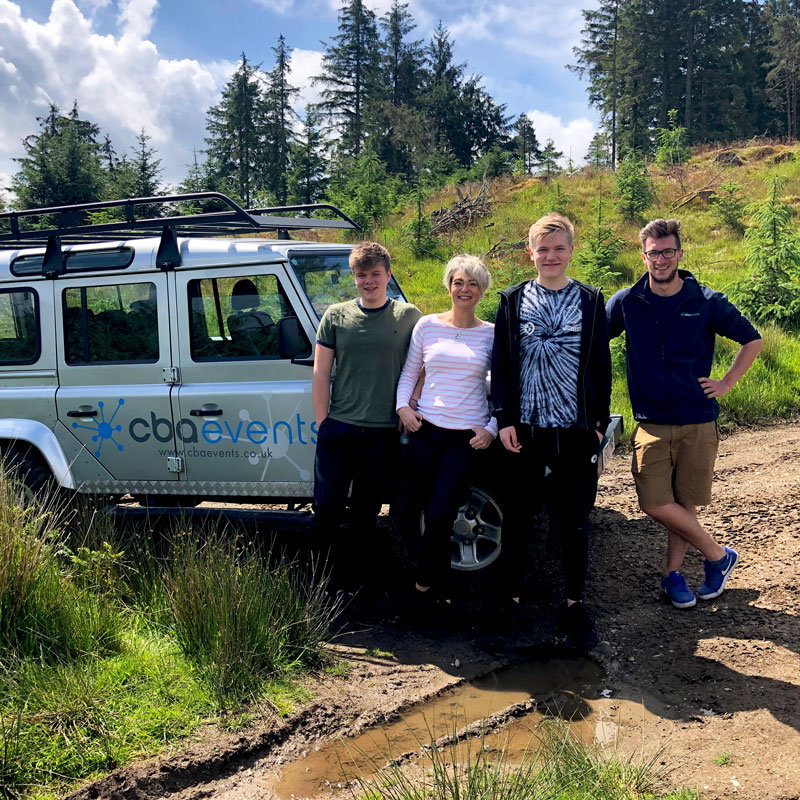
top-left (72, 398), bottom-right (125, 457)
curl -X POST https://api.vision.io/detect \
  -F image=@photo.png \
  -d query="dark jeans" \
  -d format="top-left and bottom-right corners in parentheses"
top-left (409, 421), bottom-right (475, 592)
top-left (502, 426), bottom-right (600, 601)
top-left (311, 418), bottom-right (399, 587)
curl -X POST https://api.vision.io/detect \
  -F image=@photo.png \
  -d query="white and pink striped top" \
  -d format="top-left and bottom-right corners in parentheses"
top-left (396, 314), bottom-right (498, 436)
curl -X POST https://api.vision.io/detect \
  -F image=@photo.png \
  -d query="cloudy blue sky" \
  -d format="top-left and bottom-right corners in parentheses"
top-left (0, 0), bottom-right (600, 199)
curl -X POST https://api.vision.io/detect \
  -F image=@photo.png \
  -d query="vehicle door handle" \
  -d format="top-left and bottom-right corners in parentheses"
top-left (67, 409), bottom-right (98, 417)
top-left (190, 408), bottom-right (223, 417)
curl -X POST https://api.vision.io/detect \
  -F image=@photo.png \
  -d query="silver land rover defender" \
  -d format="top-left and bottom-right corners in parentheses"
top-left (0, 192), bottom-right (620, 572)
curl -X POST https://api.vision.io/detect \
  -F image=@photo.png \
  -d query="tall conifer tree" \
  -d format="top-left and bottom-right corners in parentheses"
top-left (313, 0), bottom-right (382, 157)
top-left (263, 35), bottom-right (299, 203)
top-left (205, 53), bottom-right (264, 206)
top-left (13, 102), bottom-right (104, 209)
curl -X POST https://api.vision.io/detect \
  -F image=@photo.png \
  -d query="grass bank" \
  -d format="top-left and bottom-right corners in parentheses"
top-left (372, 141), bottom-right (800, 436)
top-left (0, 478), bottom-right (333, 798)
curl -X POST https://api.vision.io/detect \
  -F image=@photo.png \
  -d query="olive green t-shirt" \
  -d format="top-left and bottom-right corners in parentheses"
top-left (316, 298), bottom-right (421, 427)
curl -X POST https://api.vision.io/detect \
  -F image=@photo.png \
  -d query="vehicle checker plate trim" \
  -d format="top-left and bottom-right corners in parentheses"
top-left (75, 479), bottom-right (314, 497)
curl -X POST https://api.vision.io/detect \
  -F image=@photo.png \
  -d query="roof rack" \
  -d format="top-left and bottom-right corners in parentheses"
top-left (0, 192), bottom-right (361, 251)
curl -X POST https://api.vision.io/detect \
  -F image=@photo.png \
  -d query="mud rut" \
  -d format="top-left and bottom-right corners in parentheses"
top-left (68, 423), bottom-right (800, 800)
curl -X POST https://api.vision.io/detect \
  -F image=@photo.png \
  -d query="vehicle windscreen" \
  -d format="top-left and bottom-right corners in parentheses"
top-left (288, 252), bottom-right (405, 318)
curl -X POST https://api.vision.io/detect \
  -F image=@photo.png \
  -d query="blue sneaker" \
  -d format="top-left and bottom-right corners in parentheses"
top-left (660, 571), bottom-right (697, 608)
top-left (698, 547), bottom-right (739, 600)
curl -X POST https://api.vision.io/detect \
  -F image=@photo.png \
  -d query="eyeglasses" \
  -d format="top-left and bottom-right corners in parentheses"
top-left (644, 248), bottom-right (678, 260)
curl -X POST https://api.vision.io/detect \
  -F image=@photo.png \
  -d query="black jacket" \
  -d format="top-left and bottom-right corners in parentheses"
top-left (490, 279), bottom-right (612, 434)
top-left (606, 270), bottom-right (761, 424)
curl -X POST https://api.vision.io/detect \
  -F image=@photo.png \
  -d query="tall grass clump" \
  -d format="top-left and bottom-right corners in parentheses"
top-left (0, 472), bottom-right (120, 662)
top-left (360, 720), bottom-right (698, 800)
top-left (715, 322), bottom-right (800, 430)
top-left (0, 635), bottom-right (214, 797)
top-left (164, 529), bottom-right (334, 703)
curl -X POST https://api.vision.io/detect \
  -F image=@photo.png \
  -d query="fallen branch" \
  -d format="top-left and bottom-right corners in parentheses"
top-left (430, 177), bottom-right (493, 235)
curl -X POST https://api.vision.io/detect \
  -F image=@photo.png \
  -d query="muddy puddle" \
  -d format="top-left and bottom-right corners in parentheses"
top-left (276, 657), bottom-right (618, 799)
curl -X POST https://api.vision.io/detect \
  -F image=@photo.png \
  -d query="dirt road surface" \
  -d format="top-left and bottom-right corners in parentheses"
top-left (69, 423), bottom-right (800, 800)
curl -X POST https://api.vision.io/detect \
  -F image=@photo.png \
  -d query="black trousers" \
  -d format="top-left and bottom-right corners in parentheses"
top-left (311, 418), bottom-right (399, 586)
top-left (501, 426), bottom-right (600, 601)
top-left (409, 421), bottom-right (475, 592)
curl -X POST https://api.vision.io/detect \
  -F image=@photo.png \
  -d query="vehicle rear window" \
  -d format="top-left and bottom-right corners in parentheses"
top-left (0, 289), bottom-right (39, 365)
top-left (288, 252), bottom-right (404, 317)
top-left (11, 248), bottom-right (134, 277)
top-left (63, 282), bottom-right (159, 364)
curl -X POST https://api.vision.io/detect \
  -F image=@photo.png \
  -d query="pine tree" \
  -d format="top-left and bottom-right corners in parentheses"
top-left (313, 0), bottom-right (382, 157)
top-left (204, 53), bottom-right (264, 206)
top-left (513, 114), bottom-right (540, 174)
top-left (380, 0), bottom-right (424, 108)
top-left (328, 148), bottom-right (397, 231)
top-left (735, 173), bottom-right (800, 325)
top-left (263, 35), bottom-right (299, 204)
top-left (176, 147), bottom-right (215, 214)
top-left (124, 129), bottom-right (163, 216)
top-left (422, 22), bottom-right (464, 163)
top-left (13, 102), bottom-right (105, 210)
top-left (765, 0), bottom-right (800, 140)
top-left (572, 196), bottom-right (624, 288)
top-left (376, 0), bottom-right (426, 175)
top-left (130, 129), bottom-right (163, 197)
top-left (537, 139), bottom-right (564, 179)
top-left (655, 109), bottom-right (691, 189)
top-left (586, 131), bottom-right (612, 168)
top-left (458, 77), bottom-right (511, 166)
top-left (613, 149), bottom-right (654, 220)
top-left (287, 111), bottom-right (329, 205)
top-left (571, 0), bottom-right (620, 166)
top-left (572, 0), bottom-right (778, 149)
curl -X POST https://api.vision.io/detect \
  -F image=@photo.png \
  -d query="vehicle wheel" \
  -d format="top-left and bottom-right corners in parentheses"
top-left (3, 445), bottom-right (58, 504)
top-left (420, 486), bottom-right (503, 572)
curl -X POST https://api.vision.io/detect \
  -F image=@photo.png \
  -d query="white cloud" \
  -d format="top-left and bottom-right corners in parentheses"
top-left (0, 0), bottom-right (225, 192)
top-left (251, 0), bottom-right (296, 15)
top-left (0, 171), bottom-right (13, 202)
top-left (288, 48), bottom-right (324, 112)
top-left (117, 0), bottom-right (157, 40)
top-left (447, 0), bottom-right (587, 64)
top-left (528, 110), bottom-right (596, 165)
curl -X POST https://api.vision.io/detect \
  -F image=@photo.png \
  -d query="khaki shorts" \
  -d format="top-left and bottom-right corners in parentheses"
top-left (631, 421), bottom-right (719, 509)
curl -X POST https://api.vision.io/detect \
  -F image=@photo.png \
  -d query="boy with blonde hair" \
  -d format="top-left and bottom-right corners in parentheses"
top-left (492, 213), bottom-right (611, 648)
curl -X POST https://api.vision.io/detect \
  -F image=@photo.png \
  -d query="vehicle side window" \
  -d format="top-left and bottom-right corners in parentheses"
top-left (63, 282), bottom-right (159, 364)
top-left (0, 289), bottom-right (39, 365)
top-left (188, 274), bottom-right (310, 361)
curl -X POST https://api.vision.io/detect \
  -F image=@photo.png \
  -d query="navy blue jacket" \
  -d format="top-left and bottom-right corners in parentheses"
top-left (491, 279), bottom-right (612, 434)
top-left (606, 270), bottom-right (761, 425)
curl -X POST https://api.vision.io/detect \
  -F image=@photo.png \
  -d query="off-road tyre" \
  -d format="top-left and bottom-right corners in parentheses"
top-left (2, 444), bottom-right (58, 502)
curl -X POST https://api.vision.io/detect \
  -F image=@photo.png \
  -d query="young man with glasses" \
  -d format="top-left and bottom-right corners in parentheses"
top-left (606, 218), bottom-right (762, 609)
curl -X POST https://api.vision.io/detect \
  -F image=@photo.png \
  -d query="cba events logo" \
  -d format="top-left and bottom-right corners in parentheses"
top-left (73, 398), bottom-right (317, 455)
top-left (71, 399), bottom-right (125, 458)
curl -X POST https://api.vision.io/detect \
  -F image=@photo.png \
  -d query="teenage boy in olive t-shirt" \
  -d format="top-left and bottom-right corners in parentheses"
top-left (311, 242), bottom-right (421, 590)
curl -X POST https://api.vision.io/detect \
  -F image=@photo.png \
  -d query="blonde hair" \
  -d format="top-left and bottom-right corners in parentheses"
top-left (442, 254), bottom-right (491, 294)
top-left (528, 213), bottom-right (575, 247)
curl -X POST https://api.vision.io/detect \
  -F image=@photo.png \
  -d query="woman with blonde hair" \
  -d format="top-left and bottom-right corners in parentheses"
top-left (396, 254), bottom-right (497, 613)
